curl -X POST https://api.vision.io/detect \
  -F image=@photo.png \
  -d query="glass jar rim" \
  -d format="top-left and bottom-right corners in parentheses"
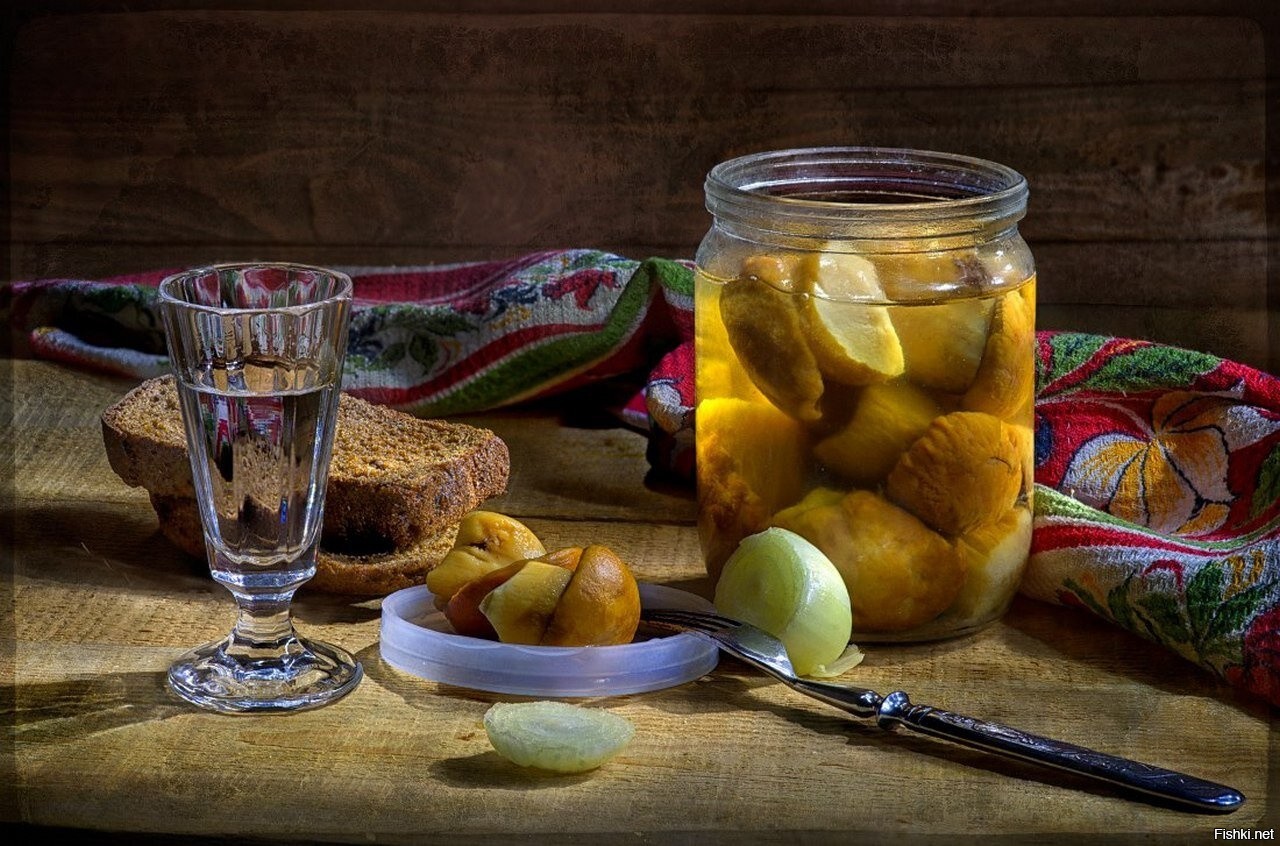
top-left (704, 146), bottom-right (1028, 240)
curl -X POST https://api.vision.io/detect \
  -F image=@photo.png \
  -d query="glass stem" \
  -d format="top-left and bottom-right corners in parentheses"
top-left (228, 591), bottom-right (301, 654)
top-left (210, 549), bottom-right (313, 657)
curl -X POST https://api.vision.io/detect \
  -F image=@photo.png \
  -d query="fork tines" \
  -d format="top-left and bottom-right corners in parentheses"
top-left (642, 608), bottom-right (742, 632)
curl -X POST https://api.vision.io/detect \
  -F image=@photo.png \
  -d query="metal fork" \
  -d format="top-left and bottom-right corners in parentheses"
top-left (643, 607), bottom-right (1244, 814)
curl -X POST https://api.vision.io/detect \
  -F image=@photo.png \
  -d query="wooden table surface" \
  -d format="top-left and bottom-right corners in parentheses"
top-left (4, 358), bottom-right (1276, 844)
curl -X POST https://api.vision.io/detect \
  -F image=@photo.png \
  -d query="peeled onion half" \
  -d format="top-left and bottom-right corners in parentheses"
top-left (713, 527), bottom-right (859, 677)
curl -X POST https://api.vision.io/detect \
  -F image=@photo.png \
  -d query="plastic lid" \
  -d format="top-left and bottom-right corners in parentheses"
top-left (379, 583), bottom-right (720, 697)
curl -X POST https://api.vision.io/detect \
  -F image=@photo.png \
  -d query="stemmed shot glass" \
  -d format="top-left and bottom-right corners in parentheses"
top-left (158, 263), bottom-right (362, 713)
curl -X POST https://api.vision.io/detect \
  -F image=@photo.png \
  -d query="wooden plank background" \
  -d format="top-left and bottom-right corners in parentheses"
top-left (4, 1), bottom-right (1276, 371)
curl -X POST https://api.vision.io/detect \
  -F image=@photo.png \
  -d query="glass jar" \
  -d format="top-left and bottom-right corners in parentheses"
top-left (694, 147), bottom-right (1035, 642)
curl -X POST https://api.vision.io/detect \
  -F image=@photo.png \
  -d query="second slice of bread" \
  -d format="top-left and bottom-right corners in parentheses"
top-left (150, 493), bottom-right (458, 595)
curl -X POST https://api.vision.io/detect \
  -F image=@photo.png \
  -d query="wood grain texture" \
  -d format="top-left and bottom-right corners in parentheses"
top-left (4, 358), bottom-right (1276, 843)
top-left (4, 3), bottom-right (1274, 371)
top-left (8, 14), bottom-right (1264, 246)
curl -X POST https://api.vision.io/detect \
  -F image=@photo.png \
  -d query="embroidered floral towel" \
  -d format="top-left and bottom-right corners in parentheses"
top-left (2, 251), bottom-right (691, 417)
top-left (5, 252), bottom-right (1276, 707)
top-left (1025, 334), bottom-right (1280, 707)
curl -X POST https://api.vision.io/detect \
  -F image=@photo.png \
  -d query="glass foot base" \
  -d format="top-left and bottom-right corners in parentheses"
top-left (167, 635), bottom-right (363, 714)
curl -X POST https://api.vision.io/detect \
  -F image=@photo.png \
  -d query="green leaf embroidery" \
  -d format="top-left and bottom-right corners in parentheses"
top-left (1199, 636), bottom-right (1246, 668)
top-left (380, 342), bottom-right (406, 366)
top-left (639, 257), bottom-right (695, 298)
top-left (1042, 333), bottom-right (1108, 393)
top-left (1063, 577), bottom-right (1104, 615)
top-left (412, 309), bottom-right (478, 337)
top-left (1135, 593), bottom-right (1191, 644)
top-left (1084, 344), bottom-right (1221, 395)
top-left (1107, 574), bottom-right (1137, 630)
top-left (407, 334), bottom-right (438, 371)
top-left (1062, 577), bottom-right (1109, 619)
top-left (1203, 577), bottom-right (1277, 645)
top-left (1251, 444), bottom-right (1280, 518)
top-left (1185, 560), bottom-right (1226, 643)
top-left (85, 284), bottom-right (157, 317)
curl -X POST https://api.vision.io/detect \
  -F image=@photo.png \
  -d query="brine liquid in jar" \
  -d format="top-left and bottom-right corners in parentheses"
top-left (696, 255), bottom-right (1035, 641)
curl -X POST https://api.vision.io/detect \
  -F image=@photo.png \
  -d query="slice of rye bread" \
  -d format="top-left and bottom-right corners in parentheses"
top-left (150, 494), bottom-right (458, 595)
top-left (102, 375), bottom-right (510, 551)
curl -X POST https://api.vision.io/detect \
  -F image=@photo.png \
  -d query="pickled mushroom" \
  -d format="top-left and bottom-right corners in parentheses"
top-left (697, 397), bottom-right (808, 581)
top-left (719, 258), bottom-right (826, 422)
top-left (873, 251), bottom-right (984, 301)
top-left (478, 558), bottom-right (576, 645)
top-left (1008, 422), bottom-right (1036, 500)
top-left (769, 488), bottom-right (849, 556)
top-left (944, 506), bottom-right (1033, 625)
top-left (885, 411), bottom-right (1023, 536)
top-left (814, 380), bottom-right (941, 487)
top-left (696, 283), bottom-right (770, 405)
top-left (889, 297), bottom-right (994, 394)
top-left (427, 511), bottom-right (547, 610)
top-left (541, 545), bottom-right (642, 647)
top-left (963, 286), bottom-right (1036, 419)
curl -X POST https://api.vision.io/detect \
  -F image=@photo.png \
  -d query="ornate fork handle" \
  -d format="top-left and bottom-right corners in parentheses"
top-left (797, 681), bottom-right (1244, 813)
top-left (643, 609), bottom-right (1244, 813)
